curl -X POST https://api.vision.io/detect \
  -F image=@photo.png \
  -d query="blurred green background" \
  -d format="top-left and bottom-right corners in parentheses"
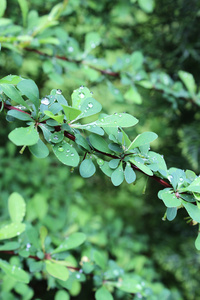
top-left (1, 0), bottom-right (200, 299)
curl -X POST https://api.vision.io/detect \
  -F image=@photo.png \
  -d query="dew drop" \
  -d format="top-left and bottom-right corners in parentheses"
top-left (58, 146), bottom-right (64, 152)
top-left (66, 149), bottom-right (70, 153)
top-left (88, 102), bottom-right (93, 108)
top-left (180, 177), bottom-right (183, 182)
top-left (41, 97), bottom-right (50, 105)
top-left (86, 125), bottom-right (91, 129)
top-left (76, 274), bottom-right (81, 279)
top-left (71, 153), bottom-right (74, 157)
top-left (79, 92), bottom-right (85, 99)
top-left (56, 89), bottom-right (62, 95)
top-left (53, 135), bottom-right (58, 140)
top-left (91, 42), bottom-right (96, 48)
top-left (119, 114), bottom-right (122, 117)
top-left (97, 159), bottom-right (104, 166)
top-left (113, 269), bottom-right (119, 276)
top-left (68, 46), bottom-right (74, 52)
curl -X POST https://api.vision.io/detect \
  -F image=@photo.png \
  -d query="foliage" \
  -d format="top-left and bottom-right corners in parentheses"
top-left (1, 0), bottom-right (200, 299)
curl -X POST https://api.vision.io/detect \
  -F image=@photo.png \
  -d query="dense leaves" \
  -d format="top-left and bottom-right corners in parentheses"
top-left (1, 0), bottom-right (200, 299)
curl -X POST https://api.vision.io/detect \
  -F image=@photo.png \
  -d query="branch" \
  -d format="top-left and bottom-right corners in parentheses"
top-left (23, 47), bottom-right (197, 105)
top-left (3, 103), bottom-right (172, 189)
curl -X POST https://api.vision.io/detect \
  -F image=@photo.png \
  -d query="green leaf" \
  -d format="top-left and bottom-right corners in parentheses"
top-left (84, 31), bottom-right (101, 53)
top-left (181, 200), bottom-right (200, 222)
top-left (52, 141), bottom-right (80, 167)
top-left (0, 84), bottom-right (30, 110)
top-left (0, 0), bottom-right (6, 18)
top-left (55, 290), bottom-right (70, 300)
top-left (166, 207), bottom-right (177, 221)
top-left (45, 260), bottom-right (69, 281)
top-left (17, 79), bottom-right (39, 109)
top-left (8, 124), bottom-right (39, 146)
top-left (62, 104), bottom-right (81, 121)
top-left (158, 189), bottom-right (181, 207)
top-left (178, 70), bottom-right (196, 95)
top-left (95, 286), bottom-right (113, 300)
top-left (195, 234), bottom-right (200, 250)
top-left (76, 97), bottom-right (102, 120)
top-left (72, 123), bottom-right (104, 135)
top-left (128, 132), bottom-right (158, 151)
top-left (44, 110), bottom-right (64, 124)
top-left (29, 138), bottom-right (49, 158)
top-left (138, 0), bottom-right (155, 13)
top-left (116, 277), bottom-right (140, 293)
top-left (96, 113), bottom-right (138, 128)
top-left (52, 232), bottom-right (86, 254)
top-left (75, 134), bottom-right (91, 151)
top-left (185, 176), bottom-right (200, 193)
top-left (0, 223), bottom-right (25, 240)
top-left (130, 51), bottom-right (144, 71)
top-left (0, 241), bottom-right (20, 251)
top-left (124, 86), bottom-right (142, 104)
top-left (124, 164), bottom-right (136, 184)
top-left (129, 158), bottom-right (153, 176)
top-left (7, 110), bottom-right (33, 121)
top-left (0, 259), bottom-right (29, 283)
top-left (89, 134), bottom-right (111, 153)
top-left (0, 75), bottom-right (23, 85)
top-left (17, 0), bottom-right (28, 27)
top-left (79, 159), bottom-right (96, 178)
top-left (49, 131), bottom-right (64, 144)
top-left (111, 164), bottom-right (124, 186)
top-left (8, 192), bottom-right (26, 223)
top-left (72, 86), bottom-right (92, 109)
top-left (99, 161), bottom-right (113, 177)
top-left (109, 159), bottom-right (120, 169)
top-left (148, 151), bottom-right (168, 173)
top-left (93, 250), bottom-right (107, 270)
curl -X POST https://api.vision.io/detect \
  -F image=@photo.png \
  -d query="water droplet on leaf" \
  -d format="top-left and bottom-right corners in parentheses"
top-left (79, 92), bottom-right (85, 99)
top-left (88, 102), bottom-right (93, 108)
top-left (41, 97), bottom-right (50, 105)
top-left (58, 146), bottom-right (64, 152)
top-left (56, 89), bottom-right (62, 95)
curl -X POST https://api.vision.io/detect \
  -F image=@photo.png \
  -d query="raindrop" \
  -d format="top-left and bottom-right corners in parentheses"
top-left (58, 146), bottom-right (64, 152)
top-left (100, 118), bottom-right (104, 122)
top-left (168, 175), bottom-right (173, 182)
top-left (53, 135), bottom-right (58, 140)
top-left (12, 266), bottom-right (16, 273)
top-left (66, 149), bottom-right (70, 153)
top-left (68, 46), bottom-right (74, 52)
top-left (26, 243), bottom-right (31, 251)
top-left (41, 97), bottom-right (50, 105)
top-left (91, 42), bottom-right (96, 48)
top-left (136, 284), bottom-right (142, 290)
top-left (86, 125), bottom-right (91, 129)
top-left (113, 269), bottom-right (119, 276)
top-left (71, 153), bottom-right (74, 156)
top-left (97, 159), bottom-right (104, 166)
top-left (88, 102), bottom-right (93, 108)
top-left (180, 178), bottom-right (183, 182)
top-left (119, 114), bottom-right (122, 117)
top-left (80, 85), bottom-right (84, 89)
top-left (56, 89), bottom-right (62, 95)
top-left (79, 92), bottom-right (85, 99)
top-left (76, 274), bottom-right (81, 279)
